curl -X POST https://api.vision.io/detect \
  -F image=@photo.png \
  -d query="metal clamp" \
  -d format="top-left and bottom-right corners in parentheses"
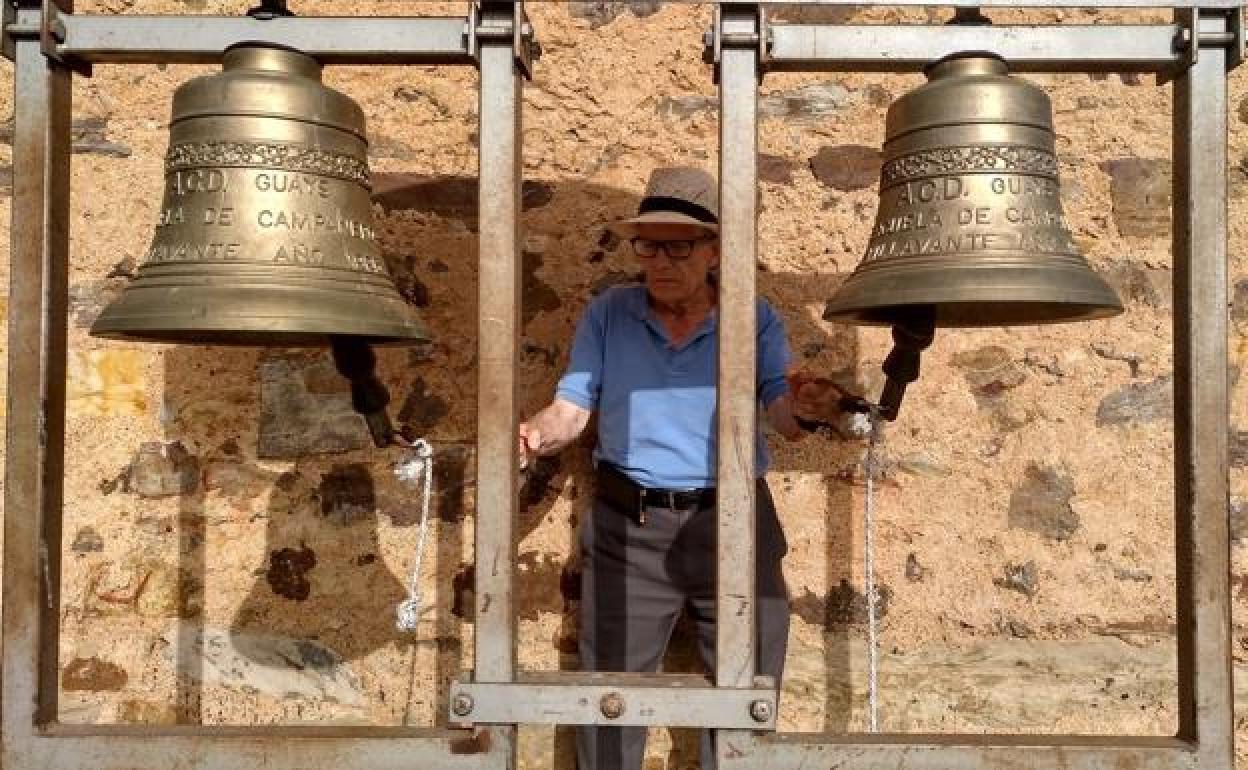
top-left (39, 0), bottom-right (90, 76)
top-left (468, 0), bottom-right (538, 80)
top-left (704, 1), bottom-right (768, 71)
top-left (1174, 7), bottom-right (1243, 72)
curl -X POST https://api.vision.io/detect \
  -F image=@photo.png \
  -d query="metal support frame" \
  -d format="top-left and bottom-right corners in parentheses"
top-left (0, 1), bottom-right (1240, 767)
top-left (707, 4), bottom-right (1238, 769)
top-left (0, 2), bottom-right (531, 768)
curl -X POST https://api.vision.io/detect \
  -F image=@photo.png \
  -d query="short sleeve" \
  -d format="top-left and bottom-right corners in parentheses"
top-left (756, 300), bottom-right (792, 408)
top-left (555, 295), bottom-right (609, 411)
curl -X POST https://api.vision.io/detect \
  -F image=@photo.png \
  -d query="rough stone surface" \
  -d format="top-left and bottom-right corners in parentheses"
top-left (1103, 262), bottom-right (1171, 309)
top-left (266, 544), bottom-right (318, 601)
top-left (1096, 376), bottom-right (1174, 426)
top-left (760, 82), bottom-right (853, 119)
top-left (164, 626), bottom-right (365, 709)
top-left (126, 442), bottom-right (199, 498)
top-left (567, 1), bottom-right (662, 27)
top-left (994, 561), bottom-right (1040, 598)
top-left (1234, 279), bottom-right (1248, 329)
top-left (951, 346), bottom-right (1028, 398)
top-left (71, 527), bottom-right (105, 553)
top-left (1231, 431), bottom-right (1248, 468)
top-left (318, 465), bottom-right (376, 527)
top-left (810, 144), bottom-right (881, 191)
top-left (1008, 464), bottom-right (1079, 541)
top-left (62, 658), bottom-right (128, 691)
top-left (257, 354), bottom-right (370, 459)
top-left (1101, 158), bottom-right (1172, 237)
top-left (0, 117), bottom-right (132, 157)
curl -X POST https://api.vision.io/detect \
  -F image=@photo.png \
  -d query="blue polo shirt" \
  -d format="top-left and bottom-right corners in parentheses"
top-left (555, 284), bottom-right (791, 489)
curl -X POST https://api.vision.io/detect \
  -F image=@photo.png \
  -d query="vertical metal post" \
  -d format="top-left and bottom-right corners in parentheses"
top-left (715, 3), bottom-right (761, 691)
top-left (473, 2), bottom-right (522, 686)
top-left (3, 4), bottom-right (73, 736)
top-left (1172, 9), bottom-right (1234, 768)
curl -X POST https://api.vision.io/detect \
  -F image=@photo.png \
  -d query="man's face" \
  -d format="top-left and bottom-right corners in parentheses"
top-left (630, 222), bottom-right (719, 307)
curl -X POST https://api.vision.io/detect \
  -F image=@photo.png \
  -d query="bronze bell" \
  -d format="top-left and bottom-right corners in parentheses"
top-left (91, 44), bottom-right (427, 346)
top-left (825, 53), bottom-right (1123, 328)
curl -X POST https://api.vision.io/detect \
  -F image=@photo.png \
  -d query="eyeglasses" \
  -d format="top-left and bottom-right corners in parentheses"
top-left (630, 237), bottom-right (714, 260)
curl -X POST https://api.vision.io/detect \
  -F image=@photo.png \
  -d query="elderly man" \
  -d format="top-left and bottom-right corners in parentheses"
top-left (518, 167), bottom-right (846, 769)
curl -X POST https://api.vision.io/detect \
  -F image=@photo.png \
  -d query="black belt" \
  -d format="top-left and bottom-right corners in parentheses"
top-left (595, 463), bottom-right (715, 523)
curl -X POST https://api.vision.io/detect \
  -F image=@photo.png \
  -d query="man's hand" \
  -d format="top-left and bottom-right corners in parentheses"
top-left (518, 421), bottom-right (541, 470)
top-left (517, 399), bottom-right (592, 469)
top-left (788, 371), bottom-right (854, 422)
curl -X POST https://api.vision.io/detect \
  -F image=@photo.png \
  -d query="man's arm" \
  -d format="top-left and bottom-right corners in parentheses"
top-left (519, 397), bottom-right (593, 466)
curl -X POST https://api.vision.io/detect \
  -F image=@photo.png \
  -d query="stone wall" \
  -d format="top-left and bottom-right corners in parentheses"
top-left (2, 1), bottom-right (1248, 768)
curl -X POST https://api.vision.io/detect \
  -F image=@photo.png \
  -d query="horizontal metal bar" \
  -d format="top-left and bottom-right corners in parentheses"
top-left (54, 15), bottom-right (474, 65)
top-left (767, 24), bottom-right (1187, 72)
top-left (719, 733), bottom-right (1197, 770)
top-left (749, 0), bottom-right (1236, 6)
top-left (449, 673), bottom-right (778, 728)
top-left (10, 727), bottom-right (509, 770)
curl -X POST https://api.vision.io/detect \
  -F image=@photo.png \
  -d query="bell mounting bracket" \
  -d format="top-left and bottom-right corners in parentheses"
top-left (468, 0), bottom-right (537, 80)
top-left (704, 1), bottom-right (769, 80)
top-left (1171, 5), bottom-right (1244, 73)
top-left (39, 0), bottom-right (89, 76)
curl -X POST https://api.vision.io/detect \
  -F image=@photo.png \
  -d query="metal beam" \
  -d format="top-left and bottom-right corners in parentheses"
top-left (10, 728), bottom-right (510, 770)
top-left (47, 15), bottom-right (475, 65)
top-left (742, 0), bottom-right (1237, 6)
top-left (718, 734), bottom-right (1198, 769)
top-left (449, 673), bottom-right (777, 729)
top-left (1172, 8), bottom-right (1234, 770)
top-left (767, 23), bottom-right (1190, 73)
top-left (715, 3), bottom-right (761, 694)
top-left (473, 2), bottom-right (522, 689)
top-left (3, 10), bottom-right (72, 750)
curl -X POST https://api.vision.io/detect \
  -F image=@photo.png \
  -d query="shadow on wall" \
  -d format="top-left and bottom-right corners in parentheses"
top-left (151, 175), bottom-right (861, 749)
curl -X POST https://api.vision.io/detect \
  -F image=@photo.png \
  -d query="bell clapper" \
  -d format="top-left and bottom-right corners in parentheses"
top-left (876, 310), bottom-right (936, 422)
top-left (330, 337), bottom-right (400, 448)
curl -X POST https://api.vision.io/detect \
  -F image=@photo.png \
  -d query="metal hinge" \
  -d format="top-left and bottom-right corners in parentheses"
top-left (18, 0), bottom-right (90, 75)
top-left (468, 0), bottom-right (539, 80)
top-left (703, 3), bottom-right (769, 64)
top-left (1173, 7), bottom-right (1244, 71)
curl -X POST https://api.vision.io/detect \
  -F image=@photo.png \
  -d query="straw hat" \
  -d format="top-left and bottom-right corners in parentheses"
top-left (610, 166), bottom-right (720, 238)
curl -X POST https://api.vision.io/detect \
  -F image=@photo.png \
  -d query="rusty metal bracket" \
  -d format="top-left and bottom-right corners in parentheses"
top-left (39, 0), bottom-right (90, 76)
top-left (468, 0), bottom-right (537, 79)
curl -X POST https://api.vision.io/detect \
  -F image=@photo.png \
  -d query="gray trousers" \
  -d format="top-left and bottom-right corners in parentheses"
top-left (576, 480), bottom-right (790, 770)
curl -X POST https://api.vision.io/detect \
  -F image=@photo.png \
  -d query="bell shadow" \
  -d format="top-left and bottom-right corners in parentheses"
top-left (160, 342), bottom-right (472, 727)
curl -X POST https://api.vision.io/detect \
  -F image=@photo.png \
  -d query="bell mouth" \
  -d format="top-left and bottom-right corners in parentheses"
top-left (825, 301), bottom-right (1123, 328)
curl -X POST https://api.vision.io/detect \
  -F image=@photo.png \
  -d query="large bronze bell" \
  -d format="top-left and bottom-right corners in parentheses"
top-left (825, 54), bottom-right (1123, 328)
top-left (91, 44), bottom-right (427, 346)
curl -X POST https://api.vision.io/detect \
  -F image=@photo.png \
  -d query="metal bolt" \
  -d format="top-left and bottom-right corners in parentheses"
top-left (749, 699), bottom-right (773, 723)
top-left (600, 692), bottom-right (625, 720)
top-left (451, 693), bottom-right (474, 717)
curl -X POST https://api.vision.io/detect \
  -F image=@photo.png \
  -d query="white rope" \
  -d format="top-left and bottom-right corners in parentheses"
top-left (862, 408), bottom-right (882, 733)
top-left (394, 438), bottom-right (435, 633)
